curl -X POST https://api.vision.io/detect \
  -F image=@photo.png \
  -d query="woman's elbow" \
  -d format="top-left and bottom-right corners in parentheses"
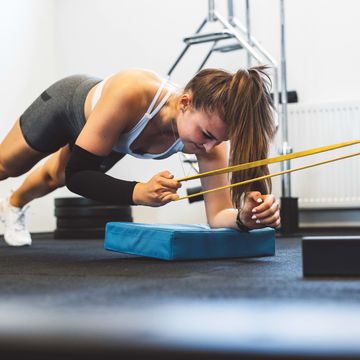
top-left (206, 208), bottom-right (237, 229)
top-left (207, 214), bottom-right (224, 229)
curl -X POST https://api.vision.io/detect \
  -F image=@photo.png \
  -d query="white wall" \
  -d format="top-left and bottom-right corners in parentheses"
top-left (1, 0), bottom-right (360, 232)
top-left (0, 0), bottom-right (57, 233)
top-left (246, 0), bottom-right (360, 104)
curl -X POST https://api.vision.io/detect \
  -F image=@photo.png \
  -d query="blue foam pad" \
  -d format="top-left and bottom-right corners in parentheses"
top-left (104, 222), bottom-right (275, 261)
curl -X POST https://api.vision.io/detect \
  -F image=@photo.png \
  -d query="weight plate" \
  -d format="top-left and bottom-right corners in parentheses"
top-left (56, 217), bottom-right (133, 229)
top-left (55, 206), bottom-right (132, 218)
top-left (55, 197), bottom-right (131, 210)
top-left (54, 228), bottom-right (105, 239)
top-left (55, 197), bottom-right (105, 207)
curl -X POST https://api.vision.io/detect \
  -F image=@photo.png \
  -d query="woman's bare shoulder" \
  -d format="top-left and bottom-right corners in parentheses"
top-left (110, 68), bottom-right (161, 89)
top-left (105, 69), bottom-right (162, 106)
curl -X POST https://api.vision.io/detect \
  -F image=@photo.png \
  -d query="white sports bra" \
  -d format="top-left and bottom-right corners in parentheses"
top-left (91, 74), bottom-right (184, 160)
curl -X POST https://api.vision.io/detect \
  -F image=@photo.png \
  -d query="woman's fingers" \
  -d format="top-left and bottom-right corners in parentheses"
top-left (252, 210), bottom-right (280, 226)
top-left (160, 192), bottom-right (180, 204)
top-left (157, 171), bottom-right (182, 190)
top-left (268, 218), bottom-right (281, 228)
top-left (155, 171), bottom-right (181, 205)
top-left (247, 191), bottom-right (263, 204)
top-left (252, 200), bottom-right (280, 220)
top-left (158, 177), bottom-right (181, 190)
top-left (242, 192), bottom-right (281, 229)
top-left (251, 194), bottom-right (275, 214)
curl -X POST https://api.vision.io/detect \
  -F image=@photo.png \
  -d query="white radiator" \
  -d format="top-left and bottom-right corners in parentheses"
top-left (283, 101), bottom-right (360, 209)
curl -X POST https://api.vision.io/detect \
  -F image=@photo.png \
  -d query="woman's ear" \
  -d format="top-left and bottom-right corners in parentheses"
top-left (179, 93), bottom-right (191, 112)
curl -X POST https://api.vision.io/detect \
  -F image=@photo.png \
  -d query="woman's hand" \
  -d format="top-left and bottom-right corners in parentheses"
top-left (238, 191), bottom-right (281, 229)
top-left (132, 171), bottom-right (181, 207)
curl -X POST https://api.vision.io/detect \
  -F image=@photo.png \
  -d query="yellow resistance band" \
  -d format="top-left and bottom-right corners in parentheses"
top-left (175, 139), bottom-right (360, 201)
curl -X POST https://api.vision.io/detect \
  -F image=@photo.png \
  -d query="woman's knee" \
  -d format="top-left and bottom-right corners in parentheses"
top-left (40, 146), bottom-right (70, 190)
top-left (0, 162), bottom-right (9, 180)
top-left (44, 170), bottom-right (65, 190)
top-left (0, 158), bottom-right (24, 178)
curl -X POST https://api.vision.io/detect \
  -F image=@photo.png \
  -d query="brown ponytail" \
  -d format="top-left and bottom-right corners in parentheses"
top-left (184, 66), bottom-right (276, 209)
top-left (226, 66), bottom-right (276, 208)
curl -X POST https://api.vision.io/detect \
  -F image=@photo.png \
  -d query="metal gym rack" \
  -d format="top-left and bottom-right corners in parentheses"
top-left (168, 0), bottom-right (298, 233)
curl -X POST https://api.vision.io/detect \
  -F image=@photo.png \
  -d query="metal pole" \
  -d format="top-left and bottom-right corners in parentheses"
top-left (215, 11), bottom-right (264, 63)
top-left (167, 18), bottom-right (208, 76)
top-left (280, 0), bottom-right (292, 197)
top-left (197, 41), bottom-right (218, 72)
top-left (227, 0), bottom-right (234, 24)
top-left (208, 0), bottom-right (216, 22)
top-left (272, 66), bottom-right (280, 127)
top-left (231, 18), bottom-right (279, 119)
top-left (232, 18), bottom-right (276, 64)
top-left (245, 0), bottom-right (251, 67)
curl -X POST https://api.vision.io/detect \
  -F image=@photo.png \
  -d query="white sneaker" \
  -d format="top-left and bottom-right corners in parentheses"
top-left (0, 198), bottom-right (32, 246)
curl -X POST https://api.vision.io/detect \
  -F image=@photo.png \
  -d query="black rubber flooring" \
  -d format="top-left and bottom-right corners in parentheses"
top-left (0, 231), bottom-right (360, 359)
top-left (1, 233), bottom-right (360, 306)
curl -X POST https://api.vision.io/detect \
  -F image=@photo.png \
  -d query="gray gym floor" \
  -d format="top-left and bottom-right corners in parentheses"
top-left (1, 230), bottom-right (360, 359)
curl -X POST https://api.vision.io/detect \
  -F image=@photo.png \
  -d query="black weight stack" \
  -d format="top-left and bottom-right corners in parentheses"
top-left (54, 197), bottom-right (133, 239)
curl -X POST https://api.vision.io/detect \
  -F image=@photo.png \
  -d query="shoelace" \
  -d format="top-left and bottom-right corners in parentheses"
top-left (13, 206), bottom-right (30, 232)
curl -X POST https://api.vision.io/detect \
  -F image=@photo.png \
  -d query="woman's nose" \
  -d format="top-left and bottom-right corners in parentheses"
top-left (203, 139), bottom-right (218, 152)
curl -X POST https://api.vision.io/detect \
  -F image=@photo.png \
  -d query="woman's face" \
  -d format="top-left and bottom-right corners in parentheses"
top-left (176, 102), bottom-right (229, 154)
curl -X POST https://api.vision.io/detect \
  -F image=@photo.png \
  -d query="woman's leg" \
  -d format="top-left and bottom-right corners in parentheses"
top-left (10, 144), bottom-right (71, 208)
top-left (0, 118), bottom-right (47, 181)
top-left (0, 145), bottom-right (71, 246)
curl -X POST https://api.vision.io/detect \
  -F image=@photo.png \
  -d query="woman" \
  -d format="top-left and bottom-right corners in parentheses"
top-left (0, 67), bottom-right (280, 246)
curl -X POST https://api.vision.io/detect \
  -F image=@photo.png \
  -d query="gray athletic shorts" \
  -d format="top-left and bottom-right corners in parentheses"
top-left (19, 75), bottom-right (101, 153)
top-left (19, 74), bottom-right (126, 172)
